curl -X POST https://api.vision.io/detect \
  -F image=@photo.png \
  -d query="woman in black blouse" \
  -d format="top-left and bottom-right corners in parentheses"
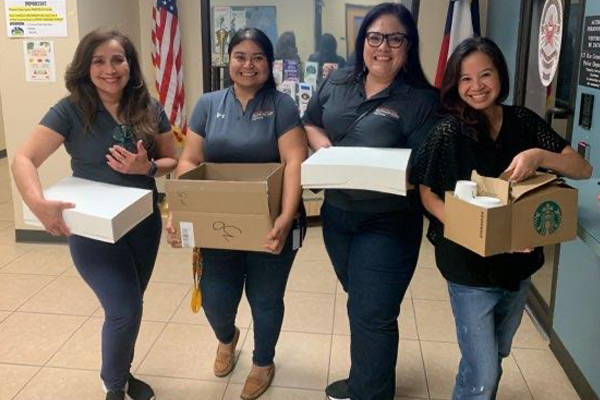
top-left (411, 37), bottom-right (591, 400)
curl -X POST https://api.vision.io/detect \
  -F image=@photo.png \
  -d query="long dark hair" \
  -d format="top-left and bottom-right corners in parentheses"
top-left (228, 28), bottom-right (277, 90)
top-left (65, 28), bottom-right (158, 138)
top-left (440, 37), bottom-right (510, 141)
top-left (317, 33), bottom-right (339, 64)
top-left (353, 2), bottom-right (431, 88)
top-left (274, 31), bottom-right (300, 61)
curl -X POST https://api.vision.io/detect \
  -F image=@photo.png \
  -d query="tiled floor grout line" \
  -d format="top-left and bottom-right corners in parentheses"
top-left (509, 352), bottom-right (535, 400)
top-left (131, 286), bottom-right (193, 376)
top-left (409, 295), bottom-right (433, 400)
top-left (8, 307), bottom-right (93, 400)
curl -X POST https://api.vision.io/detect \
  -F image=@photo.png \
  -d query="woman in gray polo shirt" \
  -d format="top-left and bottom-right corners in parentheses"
top-left (166, 28), bottom-right (306, 400)
top-left (12, 29), bottom-right (178, 400)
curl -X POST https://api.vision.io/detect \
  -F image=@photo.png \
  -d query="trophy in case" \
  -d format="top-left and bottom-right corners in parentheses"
top-left (214, 16), bottom-right (229, 66)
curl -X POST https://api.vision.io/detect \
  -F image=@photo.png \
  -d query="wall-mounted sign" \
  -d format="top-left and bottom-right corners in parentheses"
top-left (579, 16), bottom-right (600, 90)
top-left (4, 0), bottom-right (67, 38)
top-left (538, 0), bottom-right (563, 87)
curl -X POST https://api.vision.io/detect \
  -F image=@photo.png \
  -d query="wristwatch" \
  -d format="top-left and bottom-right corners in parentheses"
top-left (146, 159), bottom-right (158, 177)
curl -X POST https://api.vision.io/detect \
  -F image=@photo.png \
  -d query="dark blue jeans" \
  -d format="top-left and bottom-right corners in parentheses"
top-left (448, 279), bottom-right (530, 400)
top-left (321, 201), bottom-right (422, 400)
top-left (68, 208), bottom-right (162, 391)
top-left (201, 232), bottom-right (297, 366)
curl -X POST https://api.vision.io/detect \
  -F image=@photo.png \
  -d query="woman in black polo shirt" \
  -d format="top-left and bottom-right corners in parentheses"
top-left (12, 29), bottom-right (178, 400)
top-left (411, 37), bottom-right (591, 400)
top-left (303, 3), bottom-right (438, 400)
top-left (166, 28), bottom-right (306, 400)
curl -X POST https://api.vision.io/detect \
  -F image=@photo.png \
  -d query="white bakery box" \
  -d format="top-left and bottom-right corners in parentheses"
top-left (23, 177), bottom-right (153, 243)
top-left (301, 146), bottom-right (412, 196)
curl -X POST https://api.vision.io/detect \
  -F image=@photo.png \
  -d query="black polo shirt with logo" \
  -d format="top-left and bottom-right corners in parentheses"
top-left (188, 86), bottom-right (301, 163)
top-left (302, 68), bottom-right (439, 213)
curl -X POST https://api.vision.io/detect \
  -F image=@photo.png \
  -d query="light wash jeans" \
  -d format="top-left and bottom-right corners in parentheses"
top-left (447, 279), bottom-right (530, 400)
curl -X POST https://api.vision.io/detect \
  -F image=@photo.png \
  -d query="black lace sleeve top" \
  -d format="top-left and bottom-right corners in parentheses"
top-left (410, 105), bottom-right (569, 291)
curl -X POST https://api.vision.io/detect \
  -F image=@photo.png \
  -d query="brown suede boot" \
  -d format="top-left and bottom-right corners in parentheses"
top-left (240, 363), bottom-right (275, 400)
top-left (213, 327), bottom-right (240, 377)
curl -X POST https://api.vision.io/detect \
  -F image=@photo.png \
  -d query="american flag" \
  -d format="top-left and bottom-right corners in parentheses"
top-left (434, 0), bottom-right (481, 88)
top-left (152, 0), bottom-right (186, 142)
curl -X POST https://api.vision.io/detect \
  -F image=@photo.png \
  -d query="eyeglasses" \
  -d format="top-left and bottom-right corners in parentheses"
top-left (231, 53), bottom-right (267, 65)
top-left (112, 124), bottom-right (137, 152)
top-left (366, 32), bottom-right (408, 49)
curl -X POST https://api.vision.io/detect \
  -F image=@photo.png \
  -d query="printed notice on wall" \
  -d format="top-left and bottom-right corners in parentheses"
top-left (24, 40), bottom-right (56, 82)
top-left (579, 16), bottom-right (600, 90)
top-left (5, 0), bottom-right (67, 38)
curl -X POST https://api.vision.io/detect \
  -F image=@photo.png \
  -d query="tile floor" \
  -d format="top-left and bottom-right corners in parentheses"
top-left (0, 157), bottom-right (581, 400)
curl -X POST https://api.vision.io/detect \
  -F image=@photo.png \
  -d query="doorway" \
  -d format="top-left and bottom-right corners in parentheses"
top-left (515, 0), bottom-right (585, 333)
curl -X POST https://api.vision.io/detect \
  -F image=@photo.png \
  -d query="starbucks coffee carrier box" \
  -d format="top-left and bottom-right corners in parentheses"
top-left (444, 171), bottom-right (577, 257)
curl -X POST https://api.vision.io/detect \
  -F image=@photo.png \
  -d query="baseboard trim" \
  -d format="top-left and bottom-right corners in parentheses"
top-left (15, 229), bottom-right (68, 244)
top-left (0, 149), bottom-right (6, 159)
top-left (550, 329), bottom-right (599, 400)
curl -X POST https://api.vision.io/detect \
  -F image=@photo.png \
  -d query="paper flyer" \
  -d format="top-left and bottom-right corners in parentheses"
top-left (298, 83), bottom-right (313, 117)
top-left (5, 0), bottom-right (67, 38)
top-left (24, 40), bottom-right (56, 82)
top-left (273, 60), bottom-right (283, 87)
top-left (304, 61), bottom-right (318, 90)
top-left (322, 62), bottom-right (339, 79)
top-left (278, 80), bottom-right (297, 103)
top-left (283, 60), bottom-right (300, 82)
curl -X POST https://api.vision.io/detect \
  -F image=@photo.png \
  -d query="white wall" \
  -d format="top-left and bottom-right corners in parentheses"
top-left (0, 90), bottom-right (5, 152)
top-left (76, 0), bottom-right (141, 50)
top-left (0, 0), bottom-right (80, 230)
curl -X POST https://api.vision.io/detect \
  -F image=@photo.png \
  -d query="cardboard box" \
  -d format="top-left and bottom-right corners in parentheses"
top-left (165, 163), bottom-right (283, 252)
top-left (301, 147), bottom-right (412, 196)
top-left (444, 172), bottom-right (578, 257)
top-left (23, 177), bottom-right (153, 243)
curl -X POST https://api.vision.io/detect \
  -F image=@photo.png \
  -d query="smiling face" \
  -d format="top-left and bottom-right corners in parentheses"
top-left (89, 39), bottom-right (130, 102)
top-left (229, 39), bottom-right (270, 92)
top-left (458, 51), bottom-right (501, 113)
top-left (363, 13), bottom-right (408, 83)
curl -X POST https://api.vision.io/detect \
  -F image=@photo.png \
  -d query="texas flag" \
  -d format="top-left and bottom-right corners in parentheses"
top-left (434, 0), bottom-right (481, 88)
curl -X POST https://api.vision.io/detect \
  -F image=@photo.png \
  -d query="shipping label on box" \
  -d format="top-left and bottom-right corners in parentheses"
top-left (444, 172), bottom-right (578, 257)
top-left (166, 163), bottom-right (283, 252)
top-left (23, 177), bottom-right (153, 243)
top-left (301, 147), bottom-right (412, 196)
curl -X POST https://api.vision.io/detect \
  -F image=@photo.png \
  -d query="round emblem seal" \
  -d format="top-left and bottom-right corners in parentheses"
top-left (538, 0), bottom-right (563, 87)
top-left (533, 201), bottom-right (562, 236)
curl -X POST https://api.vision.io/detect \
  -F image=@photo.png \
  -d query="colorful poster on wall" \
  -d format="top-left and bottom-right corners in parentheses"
top-left (24, 40), bottom-right (56, 82)
top-left (5, 0), bottom-right (67, 38)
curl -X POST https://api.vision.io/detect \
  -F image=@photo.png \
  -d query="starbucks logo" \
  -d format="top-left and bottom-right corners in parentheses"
top-left (533, 201), bottom-right (562, 236)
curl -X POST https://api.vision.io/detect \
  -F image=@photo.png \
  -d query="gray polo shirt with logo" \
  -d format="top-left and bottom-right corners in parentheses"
top-left (39, 97), bottom-right (171, 191)
top-left (188, 86), bottom-right (301, 163)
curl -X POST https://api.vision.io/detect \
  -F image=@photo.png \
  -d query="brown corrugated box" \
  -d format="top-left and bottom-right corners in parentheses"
top-left (444, 171), bottom-right (578, 257)
top-left (166, 163), bottom-right (283, 252)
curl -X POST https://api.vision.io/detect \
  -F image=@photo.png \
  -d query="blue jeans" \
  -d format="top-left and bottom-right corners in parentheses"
top-left (201, 232), bottom-right (297, 366)
top-left (321, 202), bottom-right (422, 400)
top-left (448, 279), bottom-right (531, 400)
top-left (68, 208), bottom-right (162, 391)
